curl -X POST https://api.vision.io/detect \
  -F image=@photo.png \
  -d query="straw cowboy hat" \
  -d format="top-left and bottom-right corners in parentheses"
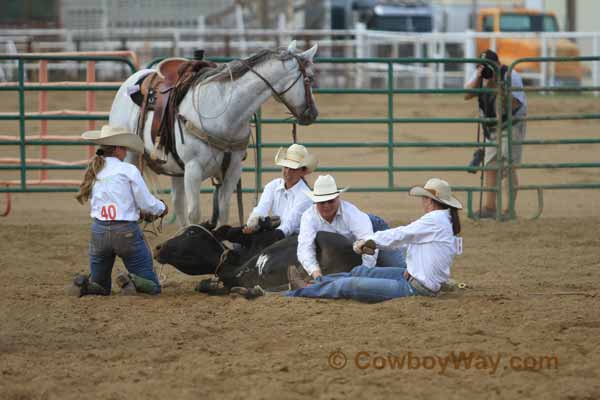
top-left (304, 175), bottom-right (348, 203)
top-left (81, 125), bottom-right (145, 154)
top-left (409, 178), bottom-right (463, 209)
top-left (274, 144), bottom-right (318, 173)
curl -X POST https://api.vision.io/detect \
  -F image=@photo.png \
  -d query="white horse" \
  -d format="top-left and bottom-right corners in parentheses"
top-left (109, 41), bottom-right (319, 226)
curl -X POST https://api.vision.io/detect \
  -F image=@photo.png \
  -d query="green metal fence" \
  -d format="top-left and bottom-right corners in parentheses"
top-left (247, 56), bottom-right (502, 219)
top-left (504, 56), bottom-right (600, 219)
top-left (1, 54), bottom-right (598, 220)
top-left (0, 54), bottom-right (137, 193)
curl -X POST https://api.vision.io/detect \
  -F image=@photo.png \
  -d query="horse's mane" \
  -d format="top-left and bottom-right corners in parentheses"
top-left (196, 48), bottom-right (296, 85)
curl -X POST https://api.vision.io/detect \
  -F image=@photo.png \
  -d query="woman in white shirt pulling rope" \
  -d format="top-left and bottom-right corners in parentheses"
top-left (285, 178), bottom-right (463, 302)
top-left (70, 125), bottom-right (168, 297)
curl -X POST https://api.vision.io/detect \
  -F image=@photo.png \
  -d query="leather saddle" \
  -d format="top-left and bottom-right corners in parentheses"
top-left (135, 58), bottom-right (217, 168)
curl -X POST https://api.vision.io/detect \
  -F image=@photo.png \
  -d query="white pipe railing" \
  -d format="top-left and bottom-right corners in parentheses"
top-left (0, 28), bottom-right (598, 89)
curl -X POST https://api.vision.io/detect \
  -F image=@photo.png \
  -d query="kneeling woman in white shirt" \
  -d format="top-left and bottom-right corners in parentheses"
top-left (71, 126), bottom-right (168, 297)
top-left (285, 178), bottom-right (463, 302)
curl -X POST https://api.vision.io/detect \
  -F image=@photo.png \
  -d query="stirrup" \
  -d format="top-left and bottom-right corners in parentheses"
top-left (150, 140), bottom-right (167, 163)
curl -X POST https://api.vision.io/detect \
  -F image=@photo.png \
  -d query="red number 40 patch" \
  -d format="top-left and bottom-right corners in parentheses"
top-left (101, 204), bottom-right (117, 220)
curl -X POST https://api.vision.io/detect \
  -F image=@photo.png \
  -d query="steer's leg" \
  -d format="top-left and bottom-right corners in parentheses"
top-left (171, 175), bottom-right (187, 227)
top-left (184, 159), bottom-right (204, 225)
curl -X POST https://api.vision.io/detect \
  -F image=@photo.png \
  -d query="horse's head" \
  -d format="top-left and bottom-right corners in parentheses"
top-left (275, 40), bottom-right (319, 125)
top-left (153, 224), bottom-right (224, 276)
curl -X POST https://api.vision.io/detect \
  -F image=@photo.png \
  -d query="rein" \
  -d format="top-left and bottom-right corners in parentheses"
top-left (140, 215), bottom-right (166, 237)
top-left (240, 55), bottom-right (314, 122)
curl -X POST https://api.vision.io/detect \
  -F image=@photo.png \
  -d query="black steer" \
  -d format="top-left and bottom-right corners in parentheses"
top-left (219, 231), bottom-right (362, 290)
top-left (154, 225), bottom-right (362, 290)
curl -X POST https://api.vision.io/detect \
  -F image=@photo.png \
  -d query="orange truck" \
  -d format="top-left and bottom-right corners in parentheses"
top-left (475, 8), bottom-right (586, 85)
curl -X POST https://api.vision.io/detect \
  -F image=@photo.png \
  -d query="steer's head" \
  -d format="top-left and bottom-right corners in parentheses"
top-left (154, 224), bottom-right (225, 276)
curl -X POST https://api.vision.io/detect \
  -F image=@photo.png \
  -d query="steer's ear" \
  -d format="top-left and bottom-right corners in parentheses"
top-left (213, 225), bottom-right (231, 240)
top-left (201, 220), bottom-right (216, 231)
top-left (299, 44), bottom-right (318, 64)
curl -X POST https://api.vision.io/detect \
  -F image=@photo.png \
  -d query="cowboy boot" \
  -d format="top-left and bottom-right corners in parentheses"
top-left (440, 279), bottom-right (469, 292)
top-left (115, 273), bottom-right (137, 295)
top-left (229, 285), bottom-right (265, 300)
top-left (68, 274), bottom-right (110, 297)
top-left (287, 264), bottom-right (311, 290)
top-left (116, 272), bottom-right (160, 295)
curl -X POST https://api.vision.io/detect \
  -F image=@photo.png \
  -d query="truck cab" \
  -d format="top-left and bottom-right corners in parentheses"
top-left (476, 8), bottom-right (585, 85)
top-left (360, 3), bottom-right (433, 32)
top-left (331, 0), bottom-right (433, 33)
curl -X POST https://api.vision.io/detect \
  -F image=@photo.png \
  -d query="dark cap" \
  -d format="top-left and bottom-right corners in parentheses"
top-left (480, 49), bottom-right (499, 63)
top-left (193, 49), bottom-right (205, 60)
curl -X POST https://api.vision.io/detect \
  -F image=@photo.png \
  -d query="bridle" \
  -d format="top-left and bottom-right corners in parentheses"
top-left (172, 223), bottom-right (232, 276)
top-left (173, 223), bottom-right (227, 252)
top-left (240, 54), bottom-right (315, 121)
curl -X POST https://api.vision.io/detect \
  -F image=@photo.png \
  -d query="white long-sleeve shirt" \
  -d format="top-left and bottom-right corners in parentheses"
top-left (90, 157), bottom-right (165, 221)
top-left (368, 209), bottom-right (463, 292)
top-left (297, 200), bottom-right (377, 275)
top-left (249, 178), bottom-right (312, 236)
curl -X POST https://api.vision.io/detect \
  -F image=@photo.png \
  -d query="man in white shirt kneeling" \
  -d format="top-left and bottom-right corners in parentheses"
top-left (288, 174), bottom-right (378, 288)
top-left (243, 143), bottom-right (317, 238)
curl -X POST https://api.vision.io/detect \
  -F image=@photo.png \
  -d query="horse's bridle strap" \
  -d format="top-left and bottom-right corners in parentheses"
top-left (241, 55), bottom-right (313, 120)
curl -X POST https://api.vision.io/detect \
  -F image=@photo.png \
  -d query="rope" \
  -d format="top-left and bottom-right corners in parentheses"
top-left (171, 223), bottom-right (227, 252)
top-left (156, 262), bottom-right (171, 285)
top-left (250, 115), bottom-right (259, 206)
top-left (141, 214), bottom-right (165, 237)
top-left (213, 248), bottom-right (230, 277)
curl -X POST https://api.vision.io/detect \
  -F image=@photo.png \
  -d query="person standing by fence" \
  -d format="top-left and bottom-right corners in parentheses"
top-left (464, 49), bottom-right (528, 219)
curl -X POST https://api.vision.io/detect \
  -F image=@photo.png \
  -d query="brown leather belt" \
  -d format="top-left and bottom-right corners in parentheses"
top-left (93, 218), bottom-right (133, 225)
top-left (403, 270), bottom-right (438, 296)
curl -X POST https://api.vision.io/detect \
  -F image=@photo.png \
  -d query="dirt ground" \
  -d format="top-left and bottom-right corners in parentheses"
top-left (1, 90), bottom-right (599, 399)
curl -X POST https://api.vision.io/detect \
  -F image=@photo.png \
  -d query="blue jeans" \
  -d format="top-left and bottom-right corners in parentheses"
top-left (285, 265), bottom-right (417, 302)
top-left (368, 214), bottom-right (406, 268)
top-left (89, 219), bottom-right (160, 294)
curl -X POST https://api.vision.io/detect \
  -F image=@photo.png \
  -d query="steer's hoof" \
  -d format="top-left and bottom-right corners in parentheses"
top-left (230, 285), bottom-right (265, 300)
top-left (195, 278), bottom-right (227, 295)
top-left (195, 278), bottom-right (218, 293)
